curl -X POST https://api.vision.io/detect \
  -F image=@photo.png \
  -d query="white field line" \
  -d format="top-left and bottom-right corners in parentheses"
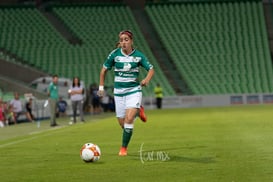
top-left (0, 134), bottom-right (51, 148)
top-left (0, 125), bottom-right (67, 148)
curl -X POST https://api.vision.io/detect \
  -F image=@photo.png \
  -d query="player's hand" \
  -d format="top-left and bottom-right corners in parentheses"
top-left (140, 79), bottom-right (149, 87)
top-left (97, 85), bottom-right (104, 97)
top-left (97, 90), bottom-right (104, 97)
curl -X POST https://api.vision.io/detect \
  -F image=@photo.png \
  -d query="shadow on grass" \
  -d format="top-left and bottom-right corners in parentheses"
top-left (154, 145), bottom-right (207, 151)
top-left (129, 154), bottom-right (216, 164)
top-left (81, 161), bottom-right (106, 165)
top-left (170, 155), bottom-right (216, 164)
top-left (129, 145), bottom-right (216, 164)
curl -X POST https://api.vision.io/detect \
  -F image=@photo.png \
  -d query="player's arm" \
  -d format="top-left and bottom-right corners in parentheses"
top-left (97, 67), bottom-right (108, 97)
top-left (98, 49), bottom-right (115, 96)
top-left (140, 53), bottom-right (154, 86)
top-left (99, 67), bottom-right (108, 87)
top-left (141, 68), bottom-right (154, 87)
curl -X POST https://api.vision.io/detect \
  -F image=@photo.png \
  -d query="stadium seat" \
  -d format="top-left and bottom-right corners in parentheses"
top-left (0, 5), bottom-right (175, 96)
top-left (145, 1), bottom-right (273, 94)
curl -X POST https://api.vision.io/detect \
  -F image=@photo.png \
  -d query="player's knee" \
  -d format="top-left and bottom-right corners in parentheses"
top-left (125, 115), bottom-right (135, 124)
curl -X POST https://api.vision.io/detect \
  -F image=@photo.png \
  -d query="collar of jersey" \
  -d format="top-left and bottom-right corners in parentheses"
top-left (121, 48), bottom-right (135, 56)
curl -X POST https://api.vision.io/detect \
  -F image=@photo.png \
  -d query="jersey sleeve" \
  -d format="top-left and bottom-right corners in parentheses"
top-left (140, 54), bottom-right (154, 71)
top-left (103, 49), bottom-right (117, 70)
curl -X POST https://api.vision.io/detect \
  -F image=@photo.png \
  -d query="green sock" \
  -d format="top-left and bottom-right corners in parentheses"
top-left (122, 128), bottom-right (133, 147)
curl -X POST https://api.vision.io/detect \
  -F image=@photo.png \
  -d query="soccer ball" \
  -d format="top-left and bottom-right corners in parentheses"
top-left (80, 143), bottom-right (101, 162)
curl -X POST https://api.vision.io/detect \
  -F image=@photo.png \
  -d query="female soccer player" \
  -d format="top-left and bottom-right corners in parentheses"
top-left (98, 30), bottom-right (154, 156)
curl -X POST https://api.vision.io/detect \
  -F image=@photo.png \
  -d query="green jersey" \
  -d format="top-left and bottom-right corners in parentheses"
top-left (48, 82), bottom-right (59, 99)
top-left (103, 48), bottom-right (153, 96)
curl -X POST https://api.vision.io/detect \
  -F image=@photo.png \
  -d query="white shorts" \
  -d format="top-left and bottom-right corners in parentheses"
top-left (114, 92), bottom-right (142, 118)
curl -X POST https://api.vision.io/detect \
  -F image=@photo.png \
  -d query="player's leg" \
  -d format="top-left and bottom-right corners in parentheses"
top-left (119, 108), bottom-right (138, 156)
top-left (114, 95), bottom-right (129, 155)
top-left (114, 96), bottom-right (125, 128)
top-left (117, 118), bottom-right (125, 128)
top-left (119, 92), bottom-right (141, 156)
top-left (139, 105), bottom-right (147, 122)
top-left (135, 93), bottom-right (146, 122)
top-left (115, 99), bottom-right (137, 129)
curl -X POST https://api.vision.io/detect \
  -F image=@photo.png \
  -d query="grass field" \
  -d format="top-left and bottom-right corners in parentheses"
top-left (1, 105), bottom-right (273, 182)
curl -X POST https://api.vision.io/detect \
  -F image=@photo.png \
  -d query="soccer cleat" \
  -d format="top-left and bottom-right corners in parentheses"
top-left (118, 147), bottom-right (127, 156)
top-left (139, 105), bottom-right (147, 122)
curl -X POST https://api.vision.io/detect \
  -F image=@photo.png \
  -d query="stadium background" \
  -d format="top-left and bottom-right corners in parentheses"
top-left (1, 1), bottom-right (273, 181)
top-left (0, 0), bottom-right (273, 110)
